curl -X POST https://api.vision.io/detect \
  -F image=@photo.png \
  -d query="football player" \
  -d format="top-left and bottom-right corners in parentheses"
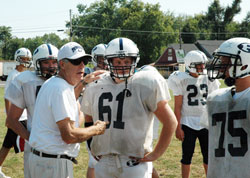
top-left (81, 37), bottom-right (177, 178)
top-left (5, 44), bottom-right (58, 178)
top-left (206, 37), bottom-right (250, 178)
top-left (91, 43), bottom-right (108, 71)
top-left (168, 50), bottom-right (220, 178)
top-left (85, 43), bottom-right (108, 178)
top-left (0, 47), bottom-right (32, 178)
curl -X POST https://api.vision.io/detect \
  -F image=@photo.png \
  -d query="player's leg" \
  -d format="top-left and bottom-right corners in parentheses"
top-left (197, 128), bottom-right (208, 175)
top-left (28, 153), bottom-right (74, 178)
top-left (120, 159), bottom-right (151, 178)
top-left (0, 128), bottom-right (20, 178)
top-left (86, 167), bottom-right (95, 178)
top-left (152, 117), bottom-right (160, 178)
top-left (152, 167), bottom-right (159, 178)
top-left (94, 155), bottom-right (115, 178)
top-left (86, 148), bottom-right (98, 178)
top-left (0, 147), bottom-right (11, 178)
top-left (181, 125), bottom-right (197, 178)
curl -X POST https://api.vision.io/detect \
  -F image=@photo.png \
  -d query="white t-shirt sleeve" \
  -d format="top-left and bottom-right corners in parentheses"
top-left (51, 87), bottom-right (78, 123)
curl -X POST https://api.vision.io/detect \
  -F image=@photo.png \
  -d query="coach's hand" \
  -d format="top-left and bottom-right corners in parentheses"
top-left (83, 70), bottom-right (107, 85)
top-left (93, 120), bottom-right (108, 135)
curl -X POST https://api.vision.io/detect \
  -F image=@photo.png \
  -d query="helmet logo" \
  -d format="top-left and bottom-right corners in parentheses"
top-left (34, 49), bottom-right (39, 55)
top-left (119, 38), bottom-right (123, 50)
top-left (72, 46), bottom-right (83, 53)
top-left (238, 43), bottom-right (250, 53)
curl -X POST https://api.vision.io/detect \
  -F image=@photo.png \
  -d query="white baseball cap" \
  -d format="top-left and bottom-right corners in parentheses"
top-left (58, 42), bottom-right (92, 61)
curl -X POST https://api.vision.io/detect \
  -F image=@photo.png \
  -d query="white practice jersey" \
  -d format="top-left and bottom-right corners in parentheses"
top-left (207, 87), bottom-right (250, 178)
top-left (81, 70), bottom-right (170, 158)
top-left (168, 71), bottom-right (220, 130)
top-left (4, 69), bottom-right (27, 121)
top-left (4, 70), bottom-right (44, 131)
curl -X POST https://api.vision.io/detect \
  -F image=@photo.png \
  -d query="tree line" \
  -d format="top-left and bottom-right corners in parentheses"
top-left (0, 0), bottom-right (249, 66)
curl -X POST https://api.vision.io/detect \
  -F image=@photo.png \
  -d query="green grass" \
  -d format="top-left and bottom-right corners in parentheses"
top-left (0, 80), bottom-right (226, 177)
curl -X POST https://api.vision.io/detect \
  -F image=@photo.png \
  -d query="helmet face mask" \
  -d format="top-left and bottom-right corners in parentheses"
top-left (38, 59), bottom-right (58, 79)
top-left (105, 38), bottom-right (140, 80)
top-left (33, 44), bottom-right (59, 79)
top-left (189, 62), bottom-right (206, 75)
top-left (184, 50), bottom-right (208, 75)
top-left (108, 57), bottom-right (136, 80)
top-left (14, 48), bottom-right (32, 68)
top-left (208, 38), bottom-right (250, 85)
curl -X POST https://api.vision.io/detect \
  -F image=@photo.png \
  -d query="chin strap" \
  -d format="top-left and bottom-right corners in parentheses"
top-left (224, 77), bottom-right (235, 87)
top-left (110, 73), bottom-right (131, 97)
top-left (231, 87), bottom-right (236, 97)
top-left (123, 78), bottom-right (132, 97)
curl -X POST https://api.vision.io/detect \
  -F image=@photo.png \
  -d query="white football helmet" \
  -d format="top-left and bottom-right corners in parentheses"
top-left (208, 37), bottom-right (250, 86)
top-left (105, 37), bottom-right (140, 79)
top-left (33, 44), bottom-right (58, 79)
top-left (14, 48), bottom-right (32, 68)
top-left (91, 43), bottom-right (107, 69)
top-left (184, 50), bottom-right (208, 75)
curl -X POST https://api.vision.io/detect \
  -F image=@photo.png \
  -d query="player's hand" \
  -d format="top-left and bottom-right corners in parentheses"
top-left (175, 126), bottom-right (184, 141)
top-left (83, 70), bottom-right (107, 84)
top-left (136, 152), bottom-right (157, 163)
top-left (93, 120), bottom-right (108, 135)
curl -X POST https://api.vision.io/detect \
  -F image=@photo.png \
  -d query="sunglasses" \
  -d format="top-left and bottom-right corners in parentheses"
top-left (66, 58), bottom-right (90, 66)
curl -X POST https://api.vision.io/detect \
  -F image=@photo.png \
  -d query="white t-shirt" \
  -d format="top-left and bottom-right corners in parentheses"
top-left (4, 71), bottom-right (44, 131)
top-left (81, 69), bottom-right (170, 158)
top-left (168, 71), bottom-right (221, 130)
top-left (29, 76), bottom-right (80, 157)
top-left (4, 69), bottom-right (27, 121)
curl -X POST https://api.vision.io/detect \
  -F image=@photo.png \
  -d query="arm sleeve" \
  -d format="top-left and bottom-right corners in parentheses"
top-left (51, 88), bottom-right (78, 123)
top-left (145, 76), bottom-right (171, 112)
top-left (4, 78), bottom-right (26, 109)
top-left (167, 72), bottom-right (183, 96)
top-left (80, 87), bottom-right (92, 116)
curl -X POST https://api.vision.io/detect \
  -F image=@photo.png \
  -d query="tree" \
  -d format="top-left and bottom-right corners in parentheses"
top-left (238, 12), bottom-right (250, 38)
top-left (5, 37), bottom-right (25, 60)
top-left (72, 0), bottom-right (178, 66)
top-left (0, 26), bottom-right (12, 60)
top-left (205, 0), bottom-right (241, 40)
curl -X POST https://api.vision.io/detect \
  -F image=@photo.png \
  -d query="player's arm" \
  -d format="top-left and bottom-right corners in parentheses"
top-left (140, 100), bottom-right (177, 162)
top-left (74, 70), bottom-right (106, 99)
top-left (174, 95), bottom-right (184, 141)
top-left (5, 104), bottom-right (29, 141)
top-left (4, 99), bottom-right (11, 114)
top-left (57, 117), bottom-right (107, 144)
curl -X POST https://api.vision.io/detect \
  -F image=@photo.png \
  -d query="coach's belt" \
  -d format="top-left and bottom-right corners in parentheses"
top-left (31, 148), bottom-right (78, 164)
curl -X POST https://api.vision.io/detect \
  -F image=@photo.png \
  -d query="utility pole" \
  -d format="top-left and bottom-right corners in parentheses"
top-left (69, 9), bottom-right (72, 42)
top-left (179, 27), bottom-right (182, 49)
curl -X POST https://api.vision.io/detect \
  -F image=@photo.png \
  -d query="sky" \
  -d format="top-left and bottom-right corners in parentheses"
top-left (0, 0), bottom-right (248, 39)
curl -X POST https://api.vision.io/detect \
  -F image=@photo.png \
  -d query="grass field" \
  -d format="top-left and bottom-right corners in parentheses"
top-left (0, 80), bottom-right (226, 178)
